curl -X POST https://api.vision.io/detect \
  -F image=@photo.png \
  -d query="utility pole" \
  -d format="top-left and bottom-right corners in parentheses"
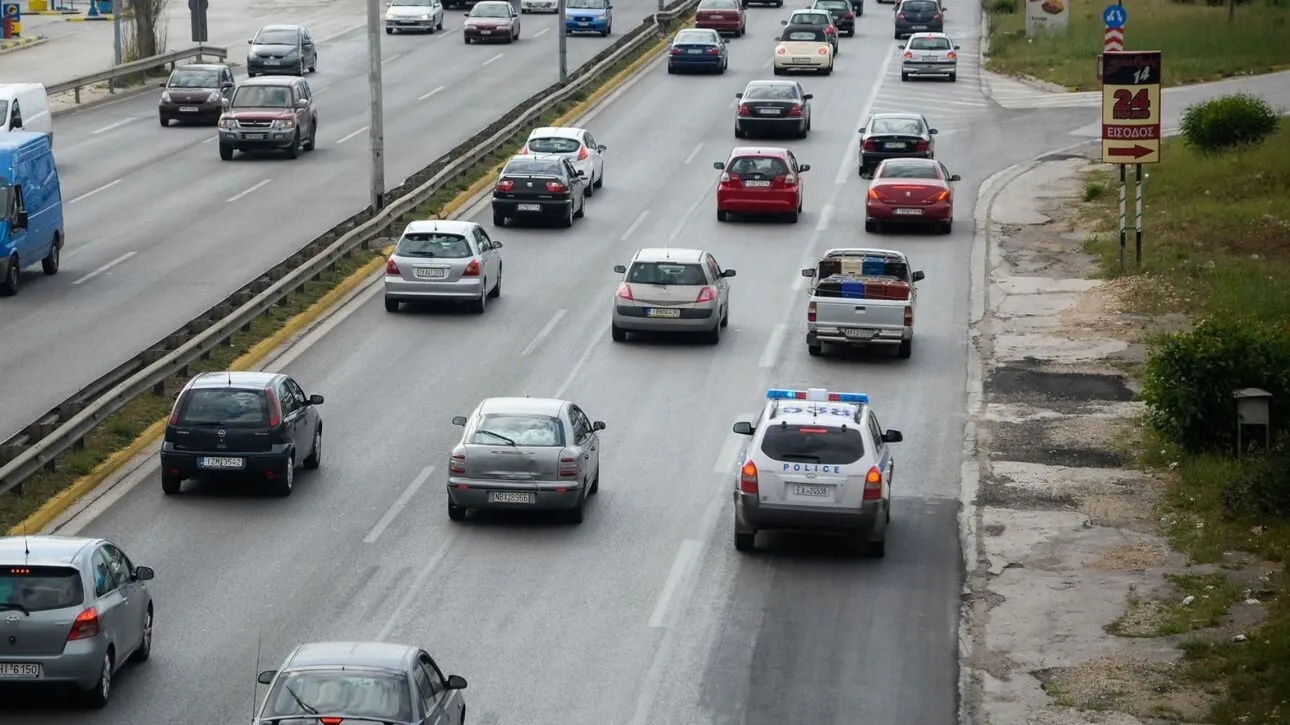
top-left (558, 0), bottom-right (568, 83)
top-left (111, 0), bottom-right (122, 88)
top-left (366, 0), bottom-right (386, 211)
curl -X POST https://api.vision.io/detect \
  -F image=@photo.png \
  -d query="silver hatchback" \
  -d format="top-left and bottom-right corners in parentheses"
top-left (610, 247), bottom-right (736, 344)
top-left (0, 536), bottom-right (155, 708)
top-left (900, 32), bottom-right (959, 82)
top-left (383, 219), bottom-right (503, 313)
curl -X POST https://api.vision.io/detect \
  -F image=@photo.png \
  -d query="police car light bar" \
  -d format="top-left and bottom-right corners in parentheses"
top-left (766, 388), bottom-right (869, 404)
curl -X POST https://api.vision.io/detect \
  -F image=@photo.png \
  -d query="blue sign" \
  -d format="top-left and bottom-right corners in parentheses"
top-left (1102, 4), bottom-right (1127, 29)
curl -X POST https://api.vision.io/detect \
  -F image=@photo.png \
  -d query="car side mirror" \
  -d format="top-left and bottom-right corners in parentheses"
top-left (912, 270), bottom-right (925, 282)
top-left (712, 162), bottom-right (725, 170)
top-left (803, 93), bottom-right (813, 100)
top-left (954, 44), bottom-right (961, 49)
top-left (221, 98), bottom-right (231, 109)
top-left (732, 421), bottom-right (755, 436)
top-left (949, 174), bottom-right (961, 182)
top-left (882, 429), bottom-right (903, 443)
top-left (158, 81), bottom-right (167, 87)
top-left (452, 416), bottom-right (468, 426)
top-left (597, 144), bottom-right (607, 151)
top-left (929, 128), bottom-right (938, 134)
top-left (13, 211), bottom-right (27, 228)
top-left (447, 675), bottom-right (468, 690)
top-left (780, 19), bottom-right (787, 23)
top-left (735, 92), bottom-right (743, 98)
top-left (722, 269), bottom-right (737, 278)
top-left (297, 99), bottom-right (309, 108)
top-left (613, 264), bottom-right (627, 273)
top-left (576, 170), bottom-right (586, 177)
top-left (593, 420), bottom-right (607, 431)
top-left (247, 39), bottom-right (254, 43)
top-left (798, 164), bottom-right (811, 172)
top-left (257, 670), bottom-right (277, 685)
top-left (133, 566), bottom-right (155, 581)
top-left (857, 128), bottom-right (864, 134)
top-left (492, 241), bottom-right (504, 249)
top-left (801, 268), bottom-right (816, 277)
top-left (308, 394), bottom-right (324, 405)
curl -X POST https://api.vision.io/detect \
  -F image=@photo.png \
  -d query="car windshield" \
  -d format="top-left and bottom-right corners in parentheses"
top-left (178, 389), bottom-right (269, 426)
top-left (701, 0), bottom-right (738, 8)
top-left (744, 84), bottom-right (799, 100)
top-left (527, 137), bottom-right (582, 154)
top-left (728, 156), bottom-right (789, 177)
top-left (254, 28), bottom-right (300, 44)
top-left (761, 424), bottom-right (865, 465)
top-left (627, 262), bottom-right (707, 286)
top-left (0, 566), bottom-right (84, 613)
top-left (169, 69), bottom-right (221, 88)
top-left (879, 162), bottom-right (941, 179)
top-left (264, 670), bottom-right (412, 720)
top-left (568, 0), bottom-right (607, 8)
top-left (900, 0), bottom-right (936, 11)
top-left (815, 0), bottom-right (848, 8)
top-left (395, 233), bottom-right (473, 258)
top-left (472, 414), bottom-right (564, 446)
top-left (791, 12), bottom-right (828, 23)
top-left (870, 117), bottom-right (925, 135)
top-left (390, 0), bottom-right (429, 5)
top-left (470, 3), bottom-right (510, 17)
top-left (503, 158), bottom-right (564, 176)
top-left (674, 30), bottom-right (717, 44)
top-left (908, 36), bottom-right (951, 50)
top-left (232, 86), bottom-right (293, 108)
top-left (783, 27), bottom-right (826, 41)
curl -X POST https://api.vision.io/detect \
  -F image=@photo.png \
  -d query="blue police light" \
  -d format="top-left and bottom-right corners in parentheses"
top-left (766, 388), bottom-right (869, 404)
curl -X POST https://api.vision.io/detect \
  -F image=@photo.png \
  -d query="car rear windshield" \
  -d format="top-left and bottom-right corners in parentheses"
top-left (791, 12), bottom-right (828, 23)
top-left (470, 3), bottom-right (510, 16)
top-left (178, 389), bottom-right (270, 427)
top-left (254, 28), bottom-right (299, 44)
top-left (701, 0), bottom-right (739, 8)
top-left (627, 262), bottom-right (707, 286)
top-left (569, 0), bottom-right (607, 8)
top-left (908, 36), bottom-right (951, 50)
top-left (0, 565), bottom-right (84, 612)
top-left (879, 161), bottom-right (941, 179)
top-left (675, 30), bottom-right (717, 44)
top-left (232, 86), bottom-right (292, 108)
top-left (472, 414), bottom-right (565, 446)
top-left (396, 233), bottom-right (473, 258)
top-left (503, 158), bottom-right (565, 177)
top-left (528, 137), bottom-right (582, 154)
top-left (870, 117), bottom-right (924, 135)
top-left (782, 27), bottom-right (826, 41)
top-left (761, 424), bottom-right (865, 465)
top-left (264, 670), bottom-right (412, 720)
top-left (816, 0), bottom-right (849, 8)
top-left (390, 0), bottom-right (427, 5)
top-left (169, 69), bottom-right (221, 88)
top-left (900, 1), bottom-right (936, 11)
top-left (744, 84), bottom-right (798, 100)
top-left (728, 156), bottom-right (790, 177)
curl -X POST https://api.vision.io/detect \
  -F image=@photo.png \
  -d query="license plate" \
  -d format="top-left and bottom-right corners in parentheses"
top-left (579, 21), bottom-right (590, 25)
top-left (264, 59), bottom-right (280, 65)
top-left (490, 491), bottom-right (534, 504)
top-left (885, 142), bottom-right (907, 149)
top-left (243, 133), bottom-right (266, 140)
top-left (517, 203), bottom-right (542, 212)
top-left (414, 267), bottom-right (447, 279)
top-left (481, 29), bottom-right (492, 34)
top-left (792, 58), bottom-right (812, 64)
top-left (688, 48), bottom-right (703, 53)
top-left (197, 456), bottom-right (245, 470)
top-left (0, 663), bottom-right (41, 679)
top-left (759, 108), bottom-right (782, 115)
top-left (179, 106), bottom-right (199, 112)
top-left (894, 208), bottom-right (924, 215)
top-left (744, 180), bottom-right (771, 187)
top-left (646, 308), bottom-right (681, 318)
top-left (844, 328), bottom-right (877, 339)
top-left (911, 24), bottom-right (927, 29)
top-left (791, 484), bottom-right (830, 497)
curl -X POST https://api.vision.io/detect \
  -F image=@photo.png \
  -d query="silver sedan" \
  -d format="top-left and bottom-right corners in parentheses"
top-left (383, 219), bottom-right (503, 313)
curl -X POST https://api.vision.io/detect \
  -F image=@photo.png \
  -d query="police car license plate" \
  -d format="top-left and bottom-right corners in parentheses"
top-left (197, 456), bottom-right (245, 470)
top-left (844, 328), bottom-right (876, 339)
top-left (180, 106), bottom-right (199, 112)
top-left (0, 664), bottom-right (41, 679)
top-left (517, 203), bottom-right (542, 212)
top-left (414, 268), bottom-right (447, 279)
top-left (647, 308), bottom-right (681, 318)
top-left (490, 491), bottom-right (534, 504)
top-left (894, 208), bottom-right (923, 215)
top-left (791, 484), bottom-right (830, 497)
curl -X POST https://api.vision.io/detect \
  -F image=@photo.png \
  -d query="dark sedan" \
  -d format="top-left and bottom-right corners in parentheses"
top-left (893, 0), bottom-right (943, 38)
top-left (735, 80), bottom-right (813, 139)
top-left (247, 24), bottom-right (317, 76)
top-left (858, 112), bottom-right (937, 177)
top-left (158, 63), bottom-right (234, 126)
top-left (811, 0), bottom-right (859, 35)
top-left (667, 28), bottom-right (727, 74)
top-left (491, 154), bottom-right (587, 228)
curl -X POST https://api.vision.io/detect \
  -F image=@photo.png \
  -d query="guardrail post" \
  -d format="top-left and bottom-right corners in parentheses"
top-left (152, 378), bottom-right (167, 397)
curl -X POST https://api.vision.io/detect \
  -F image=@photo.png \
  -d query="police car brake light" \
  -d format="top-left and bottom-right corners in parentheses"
top-left (766, 388), bottom-right (868, 404)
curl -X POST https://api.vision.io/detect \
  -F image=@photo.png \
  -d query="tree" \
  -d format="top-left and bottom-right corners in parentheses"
top-left (124, 0), bottom-right (170, 61)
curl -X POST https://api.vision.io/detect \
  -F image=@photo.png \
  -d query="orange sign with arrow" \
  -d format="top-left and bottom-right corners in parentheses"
top-left (1101, 50), bottom-right (1162, 164)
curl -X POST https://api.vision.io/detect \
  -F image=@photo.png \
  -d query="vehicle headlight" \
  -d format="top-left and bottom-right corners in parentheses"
top-left (218, 118), bottom-right (237, 129)
top-left (160, 91), bottom-right (171, 103)
top-left (420, 13), bottom-right (432, 18)
top-left (271, 118), bottom-right (296, 129)
top-left (206, 91), bottom-right (220, 103)
top-left (247, 51), bottom-right (258, 58)
top-left (385, 10), bottom-right (396, 18)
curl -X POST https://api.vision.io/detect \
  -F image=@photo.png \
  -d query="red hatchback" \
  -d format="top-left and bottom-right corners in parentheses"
top-left (864, 157), bottom-right (960, 234)
top-left (695, 0), bottom-right (747, 36)
top-left (714, 147), bottom-right (811, 223)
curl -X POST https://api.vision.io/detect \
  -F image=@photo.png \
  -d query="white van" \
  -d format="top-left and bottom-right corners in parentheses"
top-left (0, 84), bottom-right (53, 145)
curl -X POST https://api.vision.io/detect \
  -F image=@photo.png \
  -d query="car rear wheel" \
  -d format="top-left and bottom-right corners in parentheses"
top-left (940, 220), bottom-right (953, 235)
top-left (386, 27), bottom-right (394, 34)
top-left (734, 125), bottom-right (746, 138)
top-left (735, 530), bottom-right (756, 552)
top-left (565, 492), bottom-right (586, 524)
top-left (384, 297), bottom-right (400, 312)
top-left (83, 650), bottom-right (113, 708)
top-left (704, 320), bottom-right (721, 344)
top-left (808, 342), bottom-right (822, 356)
top-left (717, 209), bottom-right (729, 222)
top-left (161, 475), bottom-right (181, 494)
top-left (594, 171), bottom-right (604, 189)
top-left (611, 323), bottom-right (627, 342)
top-left (560, 204), bottom-right (574, 228)
top-left (865, 537), bottom-right (887, 558)
top-left (948, 72), bottom-right (957, 82)
top-left (898, 338), bottom-right (913, 359)
top-left (448, 501), bottom-right (467, 521)
top-left (493, 211), bottom-right (506, 227)
top-left (667, 63), bottom-right (676, 74)
top-left (471, 286), bottom-right (487, 313)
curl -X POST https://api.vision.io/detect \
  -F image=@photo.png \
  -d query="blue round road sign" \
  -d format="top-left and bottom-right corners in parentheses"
top-left (1102, 4), bottom-right (1127, 28)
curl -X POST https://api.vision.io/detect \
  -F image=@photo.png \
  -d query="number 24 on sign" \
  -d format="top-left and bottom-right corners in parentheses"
top-left (1112, 88), bottom-right (1150, 120)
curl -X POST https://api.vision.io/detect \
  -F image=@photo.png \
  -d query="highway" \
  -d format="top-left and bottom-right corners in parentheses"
top-left (0, 4), bottom-right (656, 443)
top-left (3, 1), bottom-right (1097, 722)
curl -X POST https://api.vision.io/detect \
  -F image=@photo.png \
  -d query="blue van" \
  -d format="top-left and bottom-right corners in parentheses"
top-left (0, 131), bottom-right (64, 296)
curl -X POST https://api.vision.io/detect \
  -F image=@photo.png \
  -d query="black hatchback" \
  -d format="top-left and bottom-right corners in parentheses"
top-left (893, 0), bottom-right (942, 38)
top-left (160, 371), bottom-right (324, 497)
top-left (491, 154), bottom-right (587, 228)
top-left (811, 0), bottom-right (859, 35)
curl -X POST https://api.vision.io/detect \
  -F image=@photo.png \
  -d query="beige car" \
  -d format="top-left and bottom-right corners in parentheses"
top-left (610, 247), bottom-right (736, 344)
top-left (773, 25), bottom-right (835, 75)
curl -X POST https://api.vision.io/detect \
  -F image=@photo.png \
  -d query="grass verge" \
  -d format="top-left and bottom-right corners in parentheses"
top-left (983, 0), bottom-right (1290, 91)
top-left (0, 28), bottom-right (672, 535)
top-left (1076, 124), bottom-right (1290, 722)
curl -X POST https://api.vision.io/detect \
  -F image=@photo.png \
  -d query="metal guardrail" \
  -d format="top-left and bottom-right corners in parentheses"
top-left (0, 0), bottom-right (697, 496)
top-left (48, 44), bottom-right (229, 106)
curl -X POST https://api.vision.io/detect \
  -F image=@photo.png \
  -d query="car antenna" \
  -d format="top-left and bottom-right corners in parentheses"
top-left (22, 521), bottom-right (30, 560)
top-left (250, 629), bottom-right (263, 722)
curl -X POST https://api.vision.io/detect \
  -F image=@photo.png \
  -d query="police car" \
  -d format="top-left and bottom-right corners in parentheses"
top-left (730, 388), bottom-right (903, 556)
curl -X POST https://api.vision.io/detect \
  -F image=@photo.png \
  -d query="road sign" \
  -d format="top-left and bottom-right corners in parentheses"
top-left (1103, 26), bottom-right (1123, 52)
top-left (1101, 50), bottom-right (1162, 164)
top-left (1102, 4), bottom-right (1127, 29)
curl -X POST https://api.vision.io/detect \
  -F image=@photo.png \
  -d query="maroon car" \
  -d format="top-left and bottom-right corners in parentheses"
top-left (158, 63), bottom-right (235, 126)
top-left (463, 0), bottom-right (521, 43)
top-left (217, 76), bottom-right (319, 161)
top-left (864, 157), bottom-right (960, 234)
top-left (695, 0), bottom-right (746, 36)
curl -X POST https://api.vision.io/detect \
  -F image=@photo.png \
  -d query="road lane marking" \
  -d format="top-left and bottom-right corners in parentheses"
top-left (712, 431), bottom-right (744, 473)
top-left (375, 529), bottom-right (461, 640)
top-left (521, 309), bottom-right (567, 356)
top-left (67, 179), bottom-right (122, 204)
top-left (759, 323), bottom-right (786, 368)
top-left (314, 86), bottom-right (331, 94)
top-left (815, 202), bottom-right (833, 232)
top-left (202, 135), bottom-right (218, 143)
top-left (683, 142), bottom-right (703, 165)
top-left (227, 179), bottom-right (272, 203)
top-left (554, 335), bottom-right (600, 399)
top-left (482, 53), bottom-right (505, 67)
top-left (620, 210), bottom-right (649, 241)
top-left (72, 251), bottom-right (136, 286)
top-left (665, 178), bottom-right (717, 246)
top-left (418, 85), bottom-right (446, 100)
top-left (90, 118), bottom-right (136, 135)
top-left (337, 126), bottom-right (369, 144)
top-left (648, 539), bottom-right (702, 628)
top-left (381, 53), bottom-right (404, 65)
top-left (364, 465), bottom-right (436, 543)
top-left (835, 48), bottom-right (895, 185)
top-left (533, 27), bottom-right (550, 37)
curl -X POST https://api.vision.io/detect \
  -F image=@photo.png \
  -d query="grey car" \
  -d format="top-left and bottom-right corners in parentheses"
top-left (0, 536), bottom-right (155, 708)
top-left (892, 0), bottom-right (943, 39)
top-left (447, 397), bottom-right (606, 524)
top-left (611, 247), bottom-right (736, 344)
top-left (384, 219), bottom-right (503, 313)
top-left (255, 641), bottom-right (467, 724)
top-left (247, 24), bottom-right (318, 76)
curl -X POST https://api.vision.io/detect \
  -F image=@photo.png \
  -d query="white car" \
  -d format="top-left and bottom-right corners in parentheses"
top-left (520, 0), bottom-right (558, 11)
top-left (900, 32), bottom-right (959, 82)
top-left (519, 126), bottom-right (607, 195)
top-left (385, 0), bottom-right (445, 33)
top-left (773, 26), bottom-right (834, 75)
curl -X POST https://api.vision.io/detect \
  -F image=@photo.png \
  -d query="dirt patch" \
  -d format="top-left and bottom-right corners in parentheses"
top-left (1036, 655), bottom-right (1221, 722)
top-left (986, 416), bottom-right (1134, 469)
top-left (985, 366), bottom-right (1135, 404)
top-left (1093, 542), bottom-right (1172, 571)
top-left (995, 179), bottom-right (1099, 279)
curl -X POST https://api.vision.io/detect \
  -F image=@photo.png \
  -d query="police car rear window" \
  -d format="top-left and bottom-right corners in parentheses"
top-left (760, 424), bottom-right (864, 465)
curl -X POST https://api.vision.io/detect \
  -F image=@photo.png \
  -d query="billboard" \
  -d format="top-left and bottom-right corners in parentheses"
top-left (1025, 0), bottom-right (1070, 36)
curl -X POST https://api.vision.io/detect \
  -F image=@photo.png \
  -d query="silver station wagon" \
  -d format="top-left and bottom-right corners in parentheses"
top-left (384, 220), bottom-right (504, 313)
top-left (447, 397), bottom-right (606, 524)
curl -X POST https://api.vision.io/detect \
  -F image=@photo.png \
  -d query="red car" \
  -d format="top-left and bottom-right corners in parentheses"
top-left (864, 157), bottom-right (960, 234)
top-left (695, 0), bottom-right (746, 36)
top-left (714, 146), bottom-right (811, 223)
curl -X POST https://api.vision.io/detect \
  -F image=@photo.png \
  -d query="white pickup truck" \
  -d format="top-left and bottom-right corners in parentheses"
top-left (801, 248), bottom-right (925, 359)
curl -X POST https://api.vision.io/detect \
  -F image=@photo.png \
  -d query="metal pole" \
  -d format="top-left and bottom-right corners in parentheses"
top-left (111, 0), bottom-right (122, 88)
top-left (558, 0), bottom-right (568, 84)
top-left (1117, 165), bottom-right (1126, 273)
top-left (659, 0), bottom-right (664, 12)
top-left (366, 0), bottom-right (386, 212)
top-left (1134, 163), bottom-right (1143, 268)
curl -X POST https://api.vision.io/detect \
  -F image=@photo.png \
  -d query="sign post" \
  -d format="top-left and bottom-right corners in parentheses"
top-left (1101, 49), bottom-right (1160, 271)
top-left (1098, 5), bottom-right (1126, 82)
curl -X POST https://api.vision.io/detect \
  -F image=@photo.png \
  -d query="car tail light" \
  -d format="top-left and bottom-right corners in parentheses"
top-left (895, 11), bottom-right (905, 19)
top-left (265, 386), bottom-right (282, 428)
top-left (463, 259), bottom-right (480, 277)
top-left (932, 12), bottom-right (942, 20)
top-left (739, 460), bottom-right (759, 494)
top-left (616, 282), bottom-right (634, 300)
top-left (903, 50), bottom-right (913, 60)
top-left (559, 452), bottom-right (580, 478)
top-left (818, 46), bottom-right (829, 55)
top-left (696, 286), bottom-right (716, 303)
top-left (707, 46), bottom-right (721, 55)
top-left (546, 180), bottom-right (568, 193)
top-left (320, 719), bottom-right (344, 725)
top-left (386, 257), bottom-right (400, 275)
top-left (843, 11), bottom-right (854, 17)
top-left (167, 393), bottom-right (184, 425)
top-left (737, 103), bottom-right (752, 116)
top-left (577, 146), bottom-right (589, 161)
top-left (863, 466), bottom-right (883, 500)
top-left (518, 145), bottom-right (529, 155)
top-left (449, 453), bottom-right (466, 474)
top-left (807, 301), bottom-right (817, 322)
top-left (867, 188), bottom-right (884, 201)
top-left (787, 104), bottom-right (803, 117)
top-left (914, 139), bottom-right (929, 152)
top-left (672, 46), bottom-right (684, 55)
top-left (67, 608), bottom-right (101, 641)
top-left (946, 50), bottom-right (957, 60)
top-left (781, 173), bottom-right (798, 187)
top-left (862, 138), bottom-right (877, 151)
top-left (496, 179), bottom-right (514, 192)
top-left (932, 189), bottom-right (949, 202)
top-left (904, 305), bottom-right (914, 327)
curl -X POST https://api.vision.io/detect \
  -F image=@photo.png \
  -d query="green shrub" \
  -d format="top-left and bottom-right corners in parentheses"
top-left (986, 0), bottom-right (1017, 13)
top-left (1142, 317), bottom-right (1290, 454)
top-left (1179, 93), bottom-right (1280, 154)
top-left (1220, 441), bottom-right (1290, 518)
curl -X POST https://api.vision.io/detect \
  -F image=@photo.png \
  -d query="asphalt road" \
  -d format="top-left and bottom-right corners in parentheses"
top-left (3, 2), bottom-right (1106, 723)
top-left (0, 3), bottom-right (656, 442)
